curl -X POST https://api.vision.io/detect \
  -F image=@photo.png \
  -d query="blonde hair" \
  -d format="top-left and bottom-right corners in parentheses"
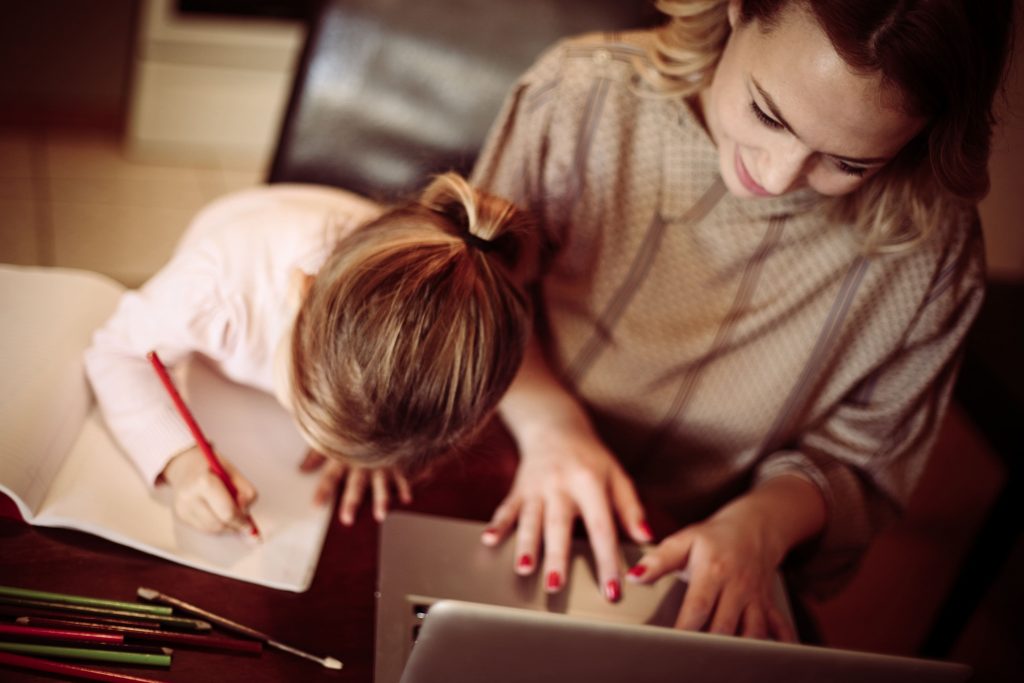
top-left (645, 0), bottom-right (1014, 251)
top-left (289, 173), bottom-right (536, 472)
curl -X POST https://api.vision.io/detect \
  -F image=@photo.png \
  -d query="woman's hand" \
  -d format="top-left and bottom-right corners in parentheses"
top-left (299, 450), bottom-right (413, 525)
top-left (488, 334), bottom-right (651, 601)
top-left (160, 446), bottom-right (257, 534)
top-left (626, 474), bottom-right (827, 640)
top-left (483, 425), bottom-right (651, 601)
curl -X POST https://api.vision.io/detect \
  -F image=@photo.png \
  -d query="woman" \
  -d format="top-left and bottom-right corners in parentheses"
top-left (471, 0), bottom-right (1014, 640)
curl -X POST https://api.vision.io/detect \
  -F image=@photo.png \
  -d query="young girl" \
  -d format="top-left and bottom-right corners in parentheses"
top-left (84, 173), bottom-right (535, 533)
top-left (471, 0), bottom-right (1014, 639)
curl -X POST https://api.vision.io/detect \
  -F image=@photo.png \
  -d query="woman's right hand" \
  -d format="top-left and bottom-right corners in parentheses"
top-left (160, 446), bottom-right (257, 534)
top-left (483, 423), bottom-right (651, 601)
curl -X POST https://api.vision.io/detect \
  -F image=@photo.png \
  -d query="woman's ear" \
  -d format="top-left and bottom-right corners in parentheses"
top-left (727, 0), bottom-right (742, 30)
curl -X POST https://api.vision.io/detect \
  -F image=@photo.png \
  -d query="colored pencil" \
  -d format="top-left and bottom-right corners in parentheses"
top-left (0, 586), bottom-right (171, 616)
top-left (0, 604), bottom-right (163, 630)
top-left (146, 350), bottom-right (261, 539)
top-left (0, 641), bottom-right (171, 667)
top-left (0, 596), bottom-right (210, 631)
top-left (0, 651), bottom-right (164, 683)
top-left (0, 622), bottom-right (123, 646)
top-left (138, 587), bottom-right (342, 669)
top-left (17, 616), bottom-right (263, 655)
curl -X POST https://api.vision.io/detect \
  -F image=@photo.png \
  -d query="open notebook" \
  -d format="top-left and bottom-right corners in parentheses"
top-left (0, 265), bottom-right (333, 592)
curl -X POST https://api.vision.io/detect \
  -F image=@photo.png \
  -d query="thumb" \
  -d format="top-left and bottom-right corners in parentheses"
top-left (627, 527), bottom-right (695, 584)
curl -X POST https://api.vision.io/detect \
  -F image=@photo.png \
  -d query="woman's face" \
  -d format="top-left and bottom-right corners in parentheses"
top-left (700, 0), bottom-right (926, 199)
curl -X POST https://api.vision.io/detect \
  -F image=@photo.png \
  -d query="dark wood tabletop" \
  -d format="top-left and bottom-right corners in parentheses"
top-left (0, 423), bottom-right (519, 683)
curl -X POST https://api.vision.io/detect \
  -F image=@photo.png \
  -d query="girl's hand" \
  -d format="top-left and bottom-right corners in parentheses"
top-left (160, 446), bottom-right (257, 534)
top-left (625, 475), bottom-right (826, 641)
top-left (299, 450), bottom-right (413, 525)
top-left (482, 425), bottom-right (650, 602)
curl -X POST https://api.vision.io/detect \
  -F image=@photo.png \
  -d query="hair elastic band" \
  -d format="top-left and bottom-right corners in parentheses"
top-left (461, 232), bottom-right (496, 253)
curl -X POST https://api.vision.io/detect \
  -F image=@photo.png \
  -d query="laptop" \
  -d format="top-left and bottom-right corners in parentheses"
top-left (375, 512), bottom-right (971, 683)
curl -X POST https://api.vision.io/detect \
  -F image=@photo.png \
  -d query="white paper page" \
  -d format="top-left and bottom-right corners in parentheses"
top-left (35, 358), bottom-right (333, 593)
top-left (0, 266), bottom-right (123, 519)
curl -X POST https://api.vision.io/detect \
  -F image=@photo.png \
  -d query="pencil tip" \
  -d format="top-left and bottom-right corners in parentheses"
top-left (137, 587), bottom-right (159, 600)
top-left (323, 657), bottom-right (343, 670)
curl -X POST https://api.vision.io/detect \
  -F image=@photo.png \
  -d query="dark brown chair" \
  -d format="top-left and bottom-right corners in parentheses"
top-left (267, 0), bottom-right (661, 201)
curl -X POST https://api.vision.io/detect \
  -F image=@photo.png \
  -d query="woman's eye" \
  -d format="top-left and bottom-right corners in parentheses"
top-left (835, 160), bottom-right (868, 177)
top-left (750, 101), bottom-right (784, 130)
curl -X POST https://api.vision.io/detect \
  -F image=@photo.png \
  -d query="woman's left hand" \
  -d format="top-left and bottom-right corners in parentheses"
top-left (627, 508), bottom-right (795, 641)
top-left (626, 474), bottom-right (827, 642)
top-left (299, 450), bottom-right (413, 525)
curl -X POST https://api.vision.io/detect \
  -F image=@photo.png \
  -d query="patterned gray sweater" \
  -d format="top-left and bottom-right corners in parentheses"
top-left (472, 30), bottom-right (984, 594)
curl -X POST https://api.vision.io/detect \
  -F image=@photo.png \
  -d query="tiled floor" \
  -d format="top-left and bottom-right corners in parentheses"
top-left (1, 125), bottom-right (1021, 681)
top-left (0, 126), bottom-right (263, 287)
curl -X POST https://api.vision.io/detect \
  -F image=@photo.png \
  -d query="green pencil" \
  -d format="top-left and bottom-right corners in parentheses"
top-left (0, 641), bottom-right (172, 667)
top-left (0, 596), bottom-right (209, 631)
top-left (0, 586), bottom-right (172, 616)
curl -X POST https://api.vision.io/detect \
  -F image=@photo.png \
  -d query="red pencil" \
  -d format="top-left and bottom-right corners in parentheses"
top-left (16, 616), bottom-right (263, 655)
top-left (0, 651), bottom-right (163, 683)
top-left (145, 350), bottom-right (261, 539)
top-left (0, 623), bottom-right (123, 646)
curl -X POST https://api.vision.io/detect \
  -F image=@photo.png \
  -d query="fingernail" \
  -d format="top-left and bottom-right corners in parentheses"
top-left (481, 529), bottom-right (499, 546)
top-left (627, 564), bottom-right (647, 579)
top-left (517, 554), bottom-right (533, 571)
top-left (604, 579), bottom-right (621, 602)
top-left (546, 571), bottom-right (562, 592)
top-left (638, 519), bottom-right (654, 541)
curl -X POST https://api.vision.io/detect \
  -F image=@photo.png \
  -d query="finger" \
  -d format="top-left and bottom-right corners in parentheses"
top-left (608, 468), bottom-right (652, 543)
top-left (299, 449), bottom-right (326, 472)
top-left (201, 474), bottom-right (247, 530)
top-left (513, 497), bottom-right (543, 576)
top-left (627, 529), bottom-right (694, 584)
top-left (741, 604), bottom-right (768, 640)
top-left (338, 467), bottom-right (368, 526)
top-left (675, 561), bottom-right (724, 632)
top-left (394, 470), bottom-right (413, 505)
top-left (575, 485), bottom-right (623, 602)
top-left (766, 606), bottom-right (798, 643)
top-left (231, 473), bottom-right (258, 509)
top-left (371, 469), bottom-right (390, 522)
top-left (482, 493), bottom-right (522, 546)
top-left (175, 494), bottom-right (223, 534)
top-left (707, 581), bottom-right (745, 636)
top-left (541, 495), bottom-right (574, 593)
top-left (315, 460), bottom-right (345, 505)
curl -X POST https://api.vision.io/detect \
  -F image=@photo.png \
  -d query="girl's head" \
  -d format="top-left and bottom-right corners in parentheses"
top-left (283, 174), bottom-right (536, 473)
top-left (649, 0), bottom-right (1015, 246)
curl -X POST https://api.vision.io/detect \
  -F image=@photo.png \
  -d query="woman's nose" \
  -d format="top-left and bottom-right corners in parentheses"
top-left (757, 142), bottom-right (812, 195)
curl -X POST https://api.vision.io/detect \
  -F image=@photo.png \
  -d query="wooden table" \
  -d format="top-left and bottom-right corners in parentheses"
top-left (0, 424), bottom-right (519, 683)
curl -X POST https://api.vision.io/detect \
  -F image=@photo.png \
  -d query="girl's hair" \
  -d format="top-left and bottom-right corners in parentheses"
top-left (645, 0), bottom-right (1015, 250)
top-left (289, 173), bottom-right (536, 472)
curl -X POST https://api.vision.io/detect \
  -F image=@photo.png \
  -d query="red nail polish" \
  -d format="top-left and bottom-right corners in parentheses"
top-left (517, 554), bottom-right (533, 570)
top-left (628, 564), bottom-right (647, 578)
top-left (639, 519), bottom-right (654, 540)
top-left (546, 571), bottom-right (562, 591)
top-left (483, 527), bottom-right (498, 536)
top-left (605, 579), bottom-right (621, 602)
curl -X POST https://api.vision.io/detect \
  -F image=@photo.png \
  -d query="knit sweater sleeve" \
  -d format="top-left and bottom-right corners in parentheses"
top-left (83, 237), bottom-right (247, 488)
top-left (471, 39), bottom-right (579, 259)
top-left (754, 215), bottom-right (986, 595)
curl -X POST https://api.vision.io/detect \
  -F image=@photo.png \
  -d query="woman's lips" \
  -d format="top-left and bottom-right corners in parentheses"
top-left (734, 148), bottom-right (774, 197)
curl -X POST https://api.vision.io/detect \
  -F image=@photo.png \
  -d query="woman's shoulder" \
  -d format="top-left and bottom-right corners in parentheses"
top-left (520, 29), bottom-right (659, 88)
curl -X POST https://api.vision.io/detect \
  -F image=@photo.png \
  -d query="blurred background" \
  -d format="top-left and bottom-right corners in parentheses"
top-left (0, 1), bottom-right (1020, 681)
